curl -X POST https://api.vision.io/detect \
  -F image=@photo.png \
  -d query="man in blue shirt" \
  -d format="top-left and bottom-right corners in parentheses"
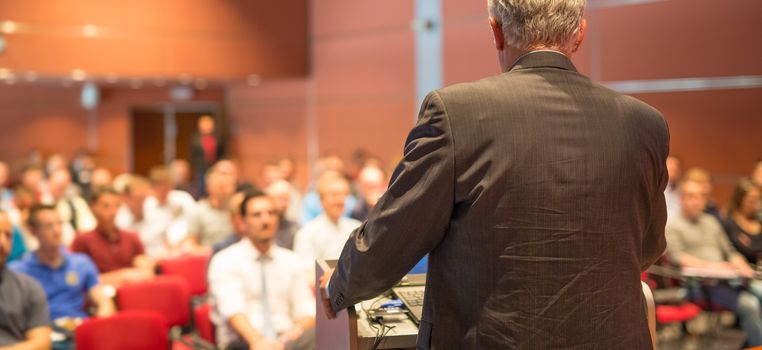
top-left (10, 204), bottom-right (115, 321)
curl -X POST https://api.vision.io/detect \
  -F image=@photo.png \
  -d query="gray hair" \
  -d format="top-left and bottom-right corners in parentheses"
top-left (488, 0), bottom-right (586, 51)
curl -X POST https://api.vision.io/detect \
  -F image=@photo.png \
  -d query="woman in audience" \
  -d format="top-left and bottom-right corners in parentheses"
top-left (725, 179), bottom-right (762, 264)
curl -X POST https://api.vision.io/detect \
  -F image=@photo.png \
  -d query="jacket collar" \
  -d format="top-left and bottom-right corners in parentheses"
top-left (508, 50), bottom-right (578, 73)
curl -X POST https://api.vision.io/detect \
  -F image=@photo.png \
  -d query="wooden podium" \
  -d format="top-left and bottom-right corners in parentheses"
top-left (315, 259), bottom-right (419, 350)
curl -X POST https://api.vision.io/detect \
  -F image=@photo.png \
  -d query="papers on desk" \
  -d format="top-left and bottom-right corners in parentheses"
top-left (680, 267), bottom-right (741, 279)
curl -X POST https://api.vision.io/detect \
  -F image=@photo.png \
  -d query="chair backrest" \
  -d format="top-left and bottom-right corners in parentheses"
top-left (194, 302), bottom-right (216, 344)
top-left (642, 280), bottom-right (657, 350)
top-left (117, 275), bottom-right (191, 327)
top-left (75, 311), bottom-right (169, 350)
top-left (158, 253), bottom-right (210, 296)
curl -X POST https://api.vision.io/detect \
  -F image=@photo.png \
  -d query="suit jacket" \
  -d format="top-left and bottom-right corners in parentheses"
top-left (328, 51), bottom-right (669, 349)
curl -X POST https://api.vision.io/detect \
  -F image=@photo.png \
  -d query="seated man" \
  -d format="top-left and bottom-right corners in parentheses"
top-left (294, 172), bottom-right (361, 262)
top-left (209, 191), bottom-right (315, 350)
top-left (666, 179), bottom-right (762, 345)
top-left (211, 191), bottom-right (248, 257)
top-left (0, 210), bottom-right (51, 350)
top-left (71, 187), bottom-right (154, 287)
top-left (185, 167), bottom-right (235, 251)
top-left (265, 180), bottom-right (301, 250)
top-left (10, 204), bottom-right (115, 322)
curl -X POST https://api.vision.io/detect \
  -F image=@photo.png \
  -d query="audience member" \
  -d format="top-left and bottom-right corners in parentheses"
top-left (0, 161), bottom-right (12, 212)
top-left (185, 168), bottom-right (235, 250)
top-left (300, 154), bottom-right (356, 224)
top-left (262, 160), bottom-right (302, 224)
top-left (209, 191), bottom-right (315, 350)
top-left (21, 165), bottom-right (49, 204)
top-left (350, 165), bottom-right (387, 221)
top-left (170, 159), bottom-right (199, 199)
top-left (10, 204), bottom-right (115, 321)
top-left (116, 175), bottom-right (164, 257)
top-left (724, 179), bottom-right (762, 264)
top-left (145, 165), bottom-right (197, 254)
top-left (8, 185), bottom-right (38, 251)
top-left (47, 169), bottom-right (96, 246)
top-left (682, 167), bottom-right (721, 219)
top-left (211, 191), bottom-right (248, 257)
top-left (84, 167), bottom-right (113, 203)
top-left (6, 225), bottom-right (27, 263)
top-left (665, 179), bottom-right (762, 346)
top-left (0, 210), bottom-right (52, 349)
top-left (191, 116), bottom-right (226, 196)
top-left (294, 172), bottom-right (361, 262)
top-left (665, 155), bottom-right (682, 217)
top-left (265, 180), bottom-right (301, 250)
top-left (71, 187), bottom-right (154, 287)
top-left (215, 159), bottom-right (256, 193)
top-left (69, 150), bottom-right (96, 202)
top-left (44, 154), bottom-right (68, 179)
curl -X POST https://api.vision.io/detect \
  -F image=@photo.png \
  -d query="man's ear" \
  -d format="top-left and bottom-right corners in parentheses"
top-left (489, 17), bottom-right (504, 51)
top-left (572, 18), bottom-right (587, 53)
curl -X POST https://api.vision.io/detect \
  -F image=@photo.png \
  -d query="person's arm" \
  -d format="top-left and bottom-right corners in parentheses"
top-left (0, 327), bottom-right (52, 350)
top-left (1, 277), bottom-right (53, 350)
top-left (89, 284), bottom-right (116, 318)
top-left (713, 220), bottom-right (755, 277)
top-left (729, 254), bottom-right (755, 278)
top-left (132, 255), bottom-right (155, 277)
top-left (326, 91), bottom-right (455, 314)
top-left (640, 112), bottom-right (669, 271)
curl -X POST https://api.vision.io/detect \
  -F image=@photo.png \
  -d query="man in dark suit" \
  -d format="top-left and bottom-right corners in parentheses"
top-left (320, 0), bottom-right (669, 348)
top-left (191, 115), bottom-right (226, 197)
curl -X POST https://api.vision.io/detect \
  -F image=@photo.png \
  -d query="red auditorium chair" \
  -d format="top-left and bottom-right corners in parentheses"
top-left (642, 268), bottom-right (703, 339)
top-left (194, 303), bottom-right (216, 344)
top-left (159, 253), bottom-right (210, 297)
top-left (75, 311), bottom-right (170, 350)
top-left (117, 275), bottom-right (191, 329)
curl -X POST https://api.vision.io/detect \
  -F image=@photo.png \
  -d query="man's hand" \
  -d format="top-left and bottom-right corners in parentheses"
top-left (319, 268), bottom-right (336, 319)
top-left (279, 324), bottom-right (304, 344)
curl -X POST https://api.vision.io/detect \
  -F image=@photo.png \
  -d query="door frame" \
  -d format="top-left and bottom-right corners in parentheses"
top-left (129, 101), bottom-right (223, 173)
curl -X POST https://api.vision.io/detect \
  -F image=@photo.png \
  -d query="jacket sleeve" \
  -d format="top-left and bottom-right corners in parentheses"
top-left (328, 91), bottom-right (455, 311)
top-left (640, 114), bottom-right (670, 271)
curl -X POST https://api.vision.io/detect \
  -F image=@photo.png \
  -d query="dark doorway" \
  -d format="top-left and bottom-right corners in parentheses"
top-left (130, 111), bottom-right (165, 176)
top-left (130, 106), bottom-right (221, 175)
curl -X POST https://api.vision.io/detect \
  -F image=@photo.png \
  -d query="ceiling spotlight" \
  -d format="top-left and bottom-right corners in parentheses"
top-left (83, 24), bottom-right (99, 37)
top-left (71, 69), bottom-right (86, 81)
top-left (1, 21), bottom-right (17, 34)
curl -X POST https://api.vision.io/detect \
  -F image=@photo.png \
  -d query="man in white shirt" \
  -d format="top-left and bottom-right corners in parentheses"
top-left (145, 166), bottom-right (196, 252)
top-left (294, 172), bottom-right (361, 263)
top-left (208, 191), bottom-right (315, 350)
